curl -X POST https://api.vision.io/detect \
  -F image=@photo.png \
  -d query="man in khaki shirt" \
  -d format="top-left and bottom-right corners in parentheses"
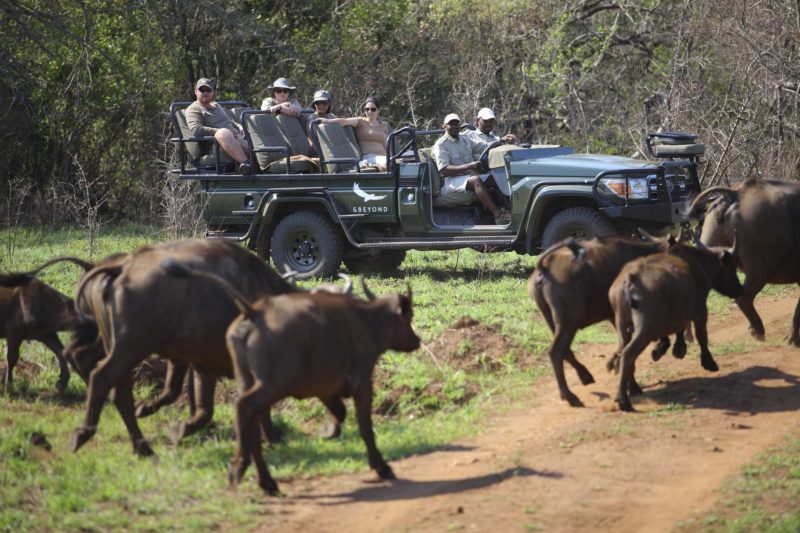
top-left (463, 107), bottom-right (518, 160)
top-left (431, 113), bottom-right (511, 225)
top-left (185, 78), bottom-right (252, 174)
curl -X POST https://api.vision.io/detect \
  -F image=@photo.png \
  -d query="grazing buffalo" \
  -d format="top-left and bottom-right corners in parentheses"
top-left (0, 257), bottom-right (93, 392)
top-left (64, 239), bottom-right (298, 456)
top-left (608, 239), bottom-right (742, 411)
top-left (529, 235), bottom-right (673, 407)
top-left (690, 178), bottom-right (800, 344)
top-left (161, 259), bottom-right (420, 495)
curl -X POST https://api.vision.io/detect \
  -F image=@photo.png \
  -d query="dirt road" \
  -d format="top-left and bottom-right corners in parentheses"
top-left (258, 292), bottom-right (800, 532)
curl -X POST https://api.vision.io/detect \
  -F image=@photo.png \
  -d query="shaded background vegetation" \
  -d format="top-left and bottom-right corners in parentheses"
top-left (2, 0), bottom-right (799, 226)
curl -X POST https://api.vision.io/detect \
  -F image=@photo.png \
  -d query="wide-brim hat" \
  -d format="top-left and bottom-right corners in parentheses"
top-left (268, 77), bottom-right (296, 91)
top-left (313, 89), bottom-right (331, 104)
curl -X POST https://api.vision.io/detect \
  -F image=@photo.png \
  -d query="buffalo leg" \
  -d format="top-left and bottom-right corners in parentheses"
top-left (71, 346), bottom-right (146, 453)
top-left (353, 383), bottom-right (394, 480)
top-left (172, 370), bottom-right (216, 442)
top-left (672, 332), bottom-right (687, 359)
top-left (136, 361), bottom-right (189, 418)
top-left (564, 349), bottom-right (594, 385)
top-left (787, 294), bottom-right (800, 347)
top-left (320, 396), bottom-right (346, 439)
top-left (229, 383), bottom-right (279, 495)
top-left (616, 335), bottom-right (650, 412)
top-left (651, 337), bottom-right (671, 361)
top-left (259, 407), bottom-right (284, 445)
top-left (548, 325), bottom-right (585, 407)
top-left (694, 307), bottom-right (719, 372)
top-left (111, 371), bottom-right (154, 456)
top-left (736, 275), bottom-right (768, 341)
top-left (3, 336), bottom-right (22, 390)
top-left (39, 333), bottom-right (69, 393)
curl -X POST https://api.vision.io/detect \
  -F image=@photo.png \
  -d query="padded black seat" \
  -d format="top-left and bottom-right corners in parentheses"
top-left (243, 111), bottom-right (317, 174)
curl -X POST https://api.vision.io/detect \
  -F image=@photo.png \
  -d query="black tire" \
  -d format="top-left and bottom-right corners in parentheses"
top-left (270, 211), bottom-right (343, 279)
top-left (541, 207), bottom-right (616, 249)
top-left (344, 249), bottom-right (407, 275)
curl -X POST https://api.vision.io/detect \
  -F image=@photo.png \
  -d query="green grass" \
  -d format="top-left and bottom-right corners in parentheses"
top-left (679, 438), bottom-right (800, 532)
top-left (0, 227), bottom-right (549, 531)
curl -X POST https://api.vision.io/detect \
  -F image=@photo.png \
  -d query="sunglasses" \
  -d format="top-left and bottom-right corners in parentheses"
top-left (274, 88), bottom-right (289, 94)
top-left (364, 107), bottom-right (378, 112)
top-left (198, 87), bottom-right (213, 93)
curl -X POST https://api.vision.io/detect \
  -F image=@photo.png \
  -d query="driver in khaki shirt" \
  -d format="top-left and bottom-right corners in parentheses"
top-left (431, 113), bottom-right (511, 225)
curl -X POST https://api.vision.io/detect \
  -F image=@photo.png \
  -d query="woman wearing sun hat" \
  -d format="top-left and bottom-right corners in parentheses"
top-left (310, 89), bottom-right (336, 120)
top-left (260, 77), bottom-right (301, 117)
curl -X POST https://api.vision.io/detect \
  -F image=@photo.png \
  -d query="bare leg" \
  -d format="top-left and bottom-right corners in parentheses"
top-left (468, 176), bottom-right (501, 217)
top-left (214, 129), bottom-right (247, 164)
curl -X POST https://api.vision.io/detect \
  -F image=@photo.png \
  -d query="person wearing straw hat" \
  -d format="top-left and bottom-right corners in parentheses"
top-left (260, 77), bottom-right (301, 117)
top-left (185, 77), bottom-right (253, 174)
top-left (431, 112), bottom-right (511, 225)
top-left (463, 107), bottom-right (518, 160)
top-left (310, 89), bottom-right (336, 120)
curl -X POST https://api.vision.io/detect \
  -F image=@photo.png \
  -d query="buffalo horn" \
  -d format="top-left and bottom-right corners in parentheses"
top-left (361, 279), bottom-right (376, 301)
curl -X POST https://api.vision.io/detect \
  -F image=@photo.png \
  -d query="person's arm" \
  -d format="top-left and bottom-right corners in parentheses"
top-left (440, 160), bottom-right (481, 177)
top-left (269, 100), bottom-right (301, 117)
top-left (319, 116), bottom-right (361, 127)
top-left (185, 105), bottom-right (216, 137)
top-left (500, 133), bottom-right (518, 143)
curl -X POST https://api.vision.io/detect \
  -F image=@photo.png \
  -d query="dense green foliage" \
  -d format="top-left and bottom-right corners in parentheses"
top-left (2, 1), bottom-right (800, 225)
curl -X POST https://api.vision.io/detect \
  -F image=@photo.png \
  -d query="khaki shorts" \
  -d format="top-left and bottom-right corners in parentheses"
top-left (438, 174), bottom-right (477, 206)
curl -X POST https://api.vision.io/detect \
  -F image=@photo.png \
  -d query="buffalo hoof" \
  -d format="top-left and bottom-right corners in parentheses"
top-left (628, 380), bottom-right (643, 397)
top-left (577, 369), bottom-right (595, 386)
top-left (651, 339), bottom-right (670, 361)
top-left (260, 478), bottom-right (282, 496)
top-left (562, 391), bottom-right (585, 408)
top-left (749, 327), bottom-right (765, 342)
top-left (606, 354), bottom-right (620, 374)
top-left (263, 425), bottom-right (284, 445)
top-left (228, 461), bottom-right (247, 488)
top-left (785, 333), bottom-right (800, 348)
top-left (69, 426), bottom-right (95, 452)
top-left (376, 463), bottom-right (396, 480)
top-left (319, 422), bottom-right (341, 440)
top-left (616, 399), bottom-right (635, 412)
top-left (701, 355), bottom-right (719, 373)
top-left (170, 422), bottom-right (190, 444)
top-left (133, 438), bottom-right (155, 457)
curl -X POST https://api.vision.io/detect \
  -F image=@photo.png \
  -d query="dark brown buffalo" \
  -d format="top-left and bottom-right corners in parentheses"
top-left (691, 178), bottom-right (800, 344)
top-left (608, 240), bottom-right (742, 411)
top-left (0, 257), bottom-right (93, 392)
top-left (161, 259), bottom-right (420, 495)
top-left (529, 235), bottom-right (674, 407)
top-left (66, 239), bottom-right (297, 456)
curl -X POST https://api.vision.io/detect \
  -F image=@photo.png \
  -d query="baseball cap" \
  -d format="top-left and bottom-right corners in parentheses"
top-left (195, 78), bottom-right (215, 90)
top-left (312, 89), bottom-right (331, 104)
top-left (477, 107), bottom-right (496, 120)
top-left (443, 113), bottom-right (461, 125)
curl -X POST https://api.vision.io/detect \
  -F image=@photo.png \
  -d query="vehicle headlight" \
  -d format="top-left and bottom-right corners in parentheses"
top-left (599, 177), bottom-right (650, 200)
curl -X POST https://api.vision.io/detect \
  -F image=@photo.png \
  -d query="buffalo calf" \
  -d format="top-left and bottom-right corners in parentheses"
top-left (162, 260), bottom-right (420, 495)
top-left (608, 239), bottom-right (742, 411)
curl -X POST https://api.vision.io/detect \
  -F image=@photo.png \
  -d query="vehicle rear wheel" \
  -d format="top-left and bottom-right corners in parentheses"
top-left (541, 207), bottom-right (616, 250)
top-left (270, 211), bottom-right (343, 279)
top-left (344, 249), bottom-right (406, 275)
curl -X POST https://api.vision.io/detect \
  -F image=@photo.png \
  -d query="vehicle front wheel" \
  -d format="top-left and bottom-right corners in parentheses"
top-left (541, 207), bottom-right (616, 250)
top-left (270, 211), bottom-right (343, 279)
top-left (344, 249), bottom-right (406, 275)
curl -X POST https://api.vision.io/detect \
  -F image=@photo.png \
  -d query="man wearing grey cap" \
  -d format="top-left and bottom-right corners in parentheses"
top-left (185, 78), bottom-right (252, 174)
top-left (260, 77), bottom-right (301, 117)
top-left (463, 107), bottom-right (518, 161)
top-left (431, 113), bottom-right (511, 225)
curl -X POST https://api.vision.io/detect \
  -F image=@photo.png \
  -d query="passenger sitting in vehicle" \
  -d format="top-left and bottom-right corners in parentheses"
top-left (463, 107), bottom-right (518, 161)
top-left (318, 96), bottom-right (388, 172)
top-left (261, 77), bottom-right (302, 117)
top-left (185, 78), bottom-right (252, 174)
top-left (432, 113), bottom-right (511, 225)
top-left (310, 89), bottom-right (336, 119)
